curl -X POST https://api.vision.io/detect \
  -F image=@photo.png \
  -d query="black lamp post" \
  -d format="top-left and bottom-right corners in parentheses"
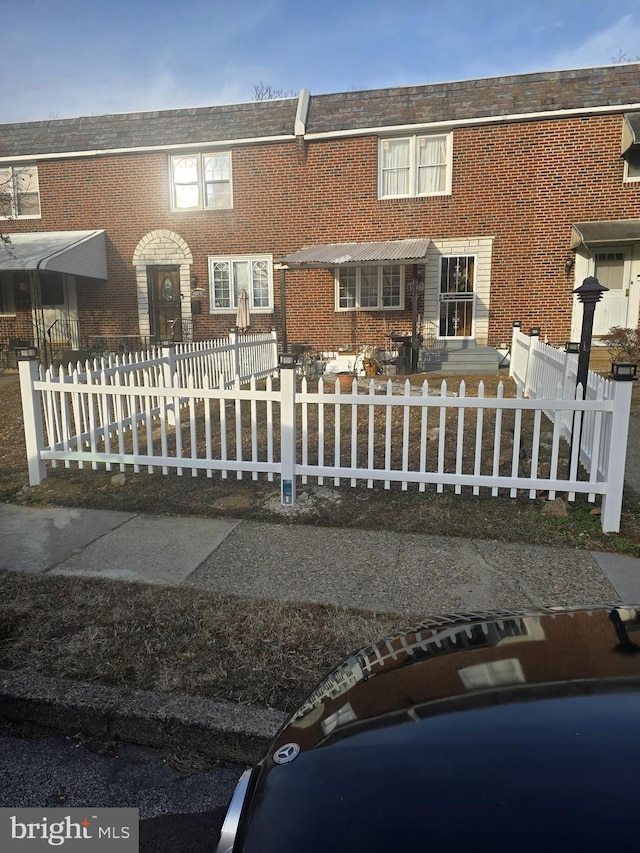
top-left (573, 276), bottom-right (608, 395)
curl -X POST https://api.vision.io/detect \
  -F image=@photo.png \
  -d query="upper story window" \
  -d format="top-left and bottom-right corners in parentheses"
top-left (170, 152), bottom-right (232, 210)
top-left (335, 265), bottom-right (404, 311)
top-left (379, 134), bottom-right (451, 199)
top-left (0, 165), bottom-right (41, 218)
top-left (209, 255), bottom-right (273, 312)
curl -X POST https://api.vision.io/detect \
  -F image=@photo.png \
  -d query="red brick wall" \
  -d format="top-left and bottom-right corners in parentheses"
top-left (2, 112), bottom-right (639, 351)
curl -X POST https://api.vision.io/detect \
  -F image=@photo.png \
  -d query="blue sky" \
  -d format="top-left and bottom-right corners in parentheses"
top-left (3, 0), bottom-right (640, 123)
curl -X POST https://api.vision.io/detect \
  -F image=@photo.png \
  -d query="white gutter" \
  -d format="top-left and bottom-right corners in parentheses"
top-left (0, 134), bottom-right (297, 164)
top-left (303, 102), bottom-right (640, 141)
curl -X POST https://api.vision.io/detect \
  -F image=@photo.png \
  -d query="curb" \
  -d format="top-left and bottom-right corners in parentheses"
top-left (0, 670), bottom-right (286, 766)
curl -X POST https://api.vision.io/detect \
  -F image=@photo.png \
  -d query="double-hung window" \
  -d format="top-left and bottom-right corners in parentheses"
top-left (335, 265), bottom-right (403, 310)
top-left (170, 152), bottom-right (232, 210)
top-left (0, 165), bottom-right (41, 218)
top-left (209, 255), bottom-right (273, 312)
top-left (379, 134), bottom-right (451, 198)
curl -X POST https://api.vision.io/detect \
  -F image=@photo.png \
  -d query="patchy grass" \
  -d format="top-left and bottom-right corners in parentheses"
top-left (0, 570), bottom-right (409, 715)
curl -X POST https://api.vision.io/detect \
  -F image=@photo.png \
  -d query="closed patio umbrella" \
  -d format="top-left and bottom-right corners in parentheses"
top-left (236, 288), bottom-right (251, 332)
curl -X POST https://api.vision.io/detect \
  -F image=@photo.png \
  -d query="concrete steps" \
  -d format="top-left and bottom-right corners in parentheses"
top-left (418, 343), bottom-right (501, 375)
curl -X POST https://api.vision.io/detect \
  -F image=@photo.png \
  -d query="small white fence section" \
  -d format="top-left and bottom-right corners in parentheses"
top-left (508, 328), bottom-right (626, 486)
top-left (171, 330), bottom-right (279, 389)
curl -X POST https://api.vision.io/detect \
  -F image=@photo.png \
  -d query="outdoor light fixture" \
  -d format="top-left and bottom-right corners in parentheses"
top-left (14, 346), bottom-right (38, 360)
top-left (190, 273), bottom-right (198, 287)
top-left (279, 352), bottom-right (298, 369)
top-left (565, 341), bottom-right (581, 354)
top-left (512, 321), bottom-right (521, 328)
top-left (564, 255), bottom-right (575, 275)
top-left (611, 362), bottom-right (638, 381)
top-left (529, 326), bottom-right (541, 336)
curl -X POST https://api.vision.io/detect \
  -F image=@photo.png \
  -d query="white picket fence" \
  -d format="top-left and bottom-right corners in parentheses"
top-left (18, 327), bottom-right (633, 531)
top-left (508, 328), bottom-right (622, 483)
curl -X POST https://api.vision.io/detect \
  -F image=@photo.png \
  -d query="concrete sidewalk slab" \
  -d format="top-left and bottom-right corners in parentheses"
top-left (0, 504), bottom-right (135, 573)
top-left (51, 514), bottom-right (241, 585)
top-left (590, 551), bottom-right (640, 602)
top-left (184, 522), bottom-right (620, 614)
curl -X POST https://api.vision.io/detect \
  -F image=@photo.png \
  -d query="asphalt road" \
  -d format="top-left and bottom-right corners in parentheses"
top-left (0, 732), bottom-right (245, 852)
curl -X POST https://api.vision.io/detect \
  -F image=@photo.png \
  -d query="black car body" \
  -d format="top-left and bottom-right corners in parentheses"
top-left (217, 605), bottom-right (640, 852)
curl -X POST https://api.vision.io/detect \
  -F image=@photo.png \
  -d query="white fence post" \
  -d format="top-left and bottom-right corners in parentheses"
top-left (161, 342), bottom-right (176, 425)
top-left (280, 363), bottom-right (297, 506)
top-left (601, 378), bottom-right (633, 533)
top-left (18, 356), bottom-right (47, 485)
top-left (508, 322), bottom-right (521, 380)
top-left (229, 329), bottom-right (241, 380)
top-left (524, 328), bottom-right (540, 397)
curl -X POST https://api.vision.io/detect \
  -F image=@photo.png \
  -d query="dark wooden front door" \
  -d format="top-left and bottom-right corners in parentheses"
top-left (148, 267), bottom-right (182, 341)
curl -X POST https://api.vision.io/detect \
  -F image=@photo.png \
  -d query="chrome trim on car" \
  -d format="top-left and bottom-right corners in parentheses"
top-left (216, 768), bottom-right (253, 853)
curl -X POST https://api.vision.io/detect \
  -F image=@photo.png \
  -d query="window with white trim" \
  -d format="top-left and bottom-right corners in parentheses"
top-left (335, 265), bottom-right (404, 311)
top-left (170, 152), bottom-right (232, 210)
top-left (379, 134), bottom-right (451, 198)
top-left (208, 255), bottom-right (273, 311)
top-left (624, 148), bottom-right (640, 182)
top-left (0, 165), bottom-right (41, 218)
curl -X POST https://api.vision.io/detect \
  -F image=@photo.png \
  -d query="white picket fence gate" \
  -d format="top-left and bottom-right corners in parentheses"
top-left (18, 328), bottom-right (633, 532)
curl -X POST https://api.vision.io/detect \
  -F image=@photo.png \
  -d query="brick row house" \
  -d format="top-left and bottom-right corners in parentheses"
top-left (0, 63), bottom-right (639, 369)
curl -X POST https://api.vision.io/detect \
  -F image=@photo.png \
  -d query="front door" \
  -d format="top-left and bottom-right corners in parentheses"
top-left (148, 267), bottom-right (182, 341)
top-left (591, 248), bottom-right (631, 335)
top-left (439, 255), bottom-right (475, 338)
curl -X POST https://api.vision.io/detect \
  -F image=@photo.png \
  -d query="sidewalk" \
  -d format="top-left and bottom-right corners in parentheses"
top-left (1, 503), bottom-right (638, 612)
top-left (3, 501), bottom-right (640, 763)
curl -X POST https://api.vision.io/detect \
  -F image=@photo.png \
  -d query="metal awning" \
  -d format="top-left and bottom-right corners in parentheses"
top-left (571, 219), bottom-right (640, 250)
top-left (0, 230), bottom-right (107, 279)
top-left (279, 238), bottom-right (430, 268)
top-left (621, 112), bottom-right (640, 157)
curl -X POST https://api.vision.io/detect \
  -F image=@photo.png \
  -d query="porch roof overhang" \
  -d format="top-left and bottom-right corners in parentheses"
top-left (570, 219), bottom-right (640, 251)
top-left (0, 230), bottom-right (107, 279)
top-left (278, 238), bottom-right (430, 268)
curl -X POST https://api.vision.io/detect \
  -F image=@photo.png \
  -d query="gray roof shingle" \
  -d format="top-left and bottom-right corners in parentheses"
top-left (1, 63), bottom-right (639, 159)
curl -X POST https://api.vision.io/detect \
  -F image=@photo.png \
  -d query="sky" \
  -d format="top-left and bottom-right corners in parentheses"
top-left (2, 0), bottom-right (640, 124)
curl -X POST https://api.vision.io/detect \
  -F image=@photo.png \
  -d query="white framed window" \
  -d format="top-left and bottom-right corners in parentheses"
top-left (208, 255), bottom-right (273, 312)
top-left (624, 148), bottom-right (640, 182)
top-left (170, 152), bottom-right (232, 210)
top-left (0, 273), bottom-right (16, 316)
top-left (379, 134), bottom-right (451, 199)
top-left (335, 264), bottom-right (404, 311)
top-left (0, 165), bottom-right (41, 219)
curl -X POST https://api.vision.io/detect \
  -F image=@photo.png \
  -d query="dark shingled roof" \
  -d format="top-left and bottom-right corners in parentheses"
top-left (1, 64), bottom-right (639, 159)
top-left (0, 98), bottom-right (298, 158)
top-left (306, 64), bottom-right (640, 133)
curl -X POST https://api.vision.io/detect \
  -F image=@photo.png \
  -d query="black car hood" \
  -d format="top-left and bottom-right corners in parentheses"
top-left (233, 606), bottom-right (640, 852)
